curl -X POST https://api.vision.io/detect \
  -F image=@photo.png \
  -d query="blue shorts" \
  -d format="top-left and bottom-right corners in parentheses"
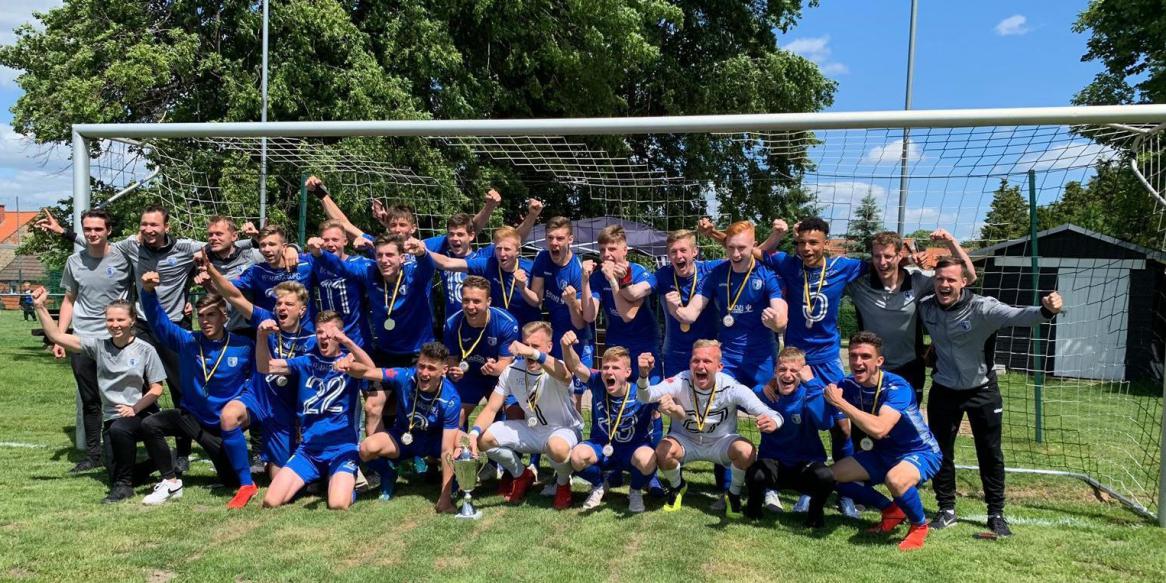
top-left (286, 444), bottom-right (359, 483)
top-left (809, 358), bottom-right (847, 385)
top-left (583, 441), bottom-right (650, 470)
top-left (854, 448), bottom-right (941, 485)
top-left (388, 426), bottom-right (443, 459)
top-left (723, 352), bottom-right (775, 387)
top-left (258, 423), bottom-right (294, 467)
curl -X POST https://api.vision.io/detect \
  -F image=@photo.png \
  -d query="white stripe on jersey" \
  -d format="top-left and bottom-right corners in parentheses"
top-left (494, 359), bottom-right (584, 431)
top-left (640, 371), bottom-right (782, 439)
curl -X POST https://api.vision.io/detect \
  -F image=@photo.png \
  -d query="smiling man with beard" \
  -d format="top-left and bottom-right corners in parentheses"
top-left (920, 257), bottom-right (1062, 538)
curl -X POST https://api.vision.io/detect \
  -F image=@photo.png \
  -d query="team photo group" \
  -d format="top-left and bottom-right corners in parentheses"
top-left (31, 175), bottom-right (1064, 552)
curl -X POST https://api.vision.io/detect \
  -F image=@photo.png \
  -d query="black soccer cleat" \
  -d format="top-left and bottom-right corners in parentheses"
top-left (69, 458), bottom-right (100, 474)
top-left (987, 514), bottom-right (1013, 537)
top-left (663, 479), bottom-right (688, 512)
top-left (175, 456), bottom-right (190, 475)
top-left (930, 508), bottom-right (958, 529)
top-left (102, 485), bottom-right (134, 504)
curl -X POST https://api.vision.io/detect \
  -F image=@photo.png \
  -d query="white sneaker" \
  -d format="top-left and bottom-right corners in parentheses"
top-left (582, 485), bottom-right (606, 510)
top-left (710, 493), bottom-right (726, 511)
top-left (527, 463), bottom-right (539, 482)
top-left (628, 490), bottom-right (645, 513)
top-left (142, 479), bottom-right (183, 505)
top-left (540, 482), bottom-right (557, 497)
top-left (764, 489), bottom-right (783, 512)
top-left (354, 468), bottom-right (369, 493)
top-left (477, 462), bottom-right (498, 484)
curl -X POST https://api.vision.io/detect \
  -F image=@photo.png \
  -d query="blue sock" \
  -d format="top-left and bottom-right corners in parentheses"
top-left (831, 433), bottom-right (854, 463)
top-left (367, 458), bottom-right (394, 481)
top-left (894, 487), bottom-right (927, 525)
top-left (629, 469), bottom-right (650, 491)
top-left (530, 453), bottom-right (541, 469)
top-left (577, 464), bottom-right (603, 487)
top-left (836, 481), bottom-right (892, 511)
top-left (714, 464), bottom-right (731, 492)
top-left (221, 427), bottom-right (253, 487)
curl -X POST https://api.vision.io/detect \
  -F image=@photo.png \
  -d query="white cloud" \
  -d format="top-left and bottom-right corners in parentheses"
top-left (0, 124), bottom-right (73, 209)
top-left (782, 35), bottom-right (849, 76)
top-left (995, 15), bottom-right (1029, 37)
top-left (0, 1), bottom-right (61, 45)
top-left (1014, 141), bottom-right (1116, 172)
top-left (863, 139), bottom-right (923, 165)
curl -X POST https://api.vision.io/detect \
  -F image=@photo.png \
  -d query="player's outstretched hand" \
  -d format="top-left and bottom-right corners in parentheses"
top-left (34, 209), bottom-right (63, 235)
top-left (560, 330), bottom-right (578, 347)
top-left (637, 353), bottom-right (655, 379)
top-left (257, 319), bottom-right (279, 334)
top-left (141, 271), bottom-right (161, 293)
top-left (756, 414), bottom-right (779, 433)
top-left (1042, 291), bottom-right (1063, 314)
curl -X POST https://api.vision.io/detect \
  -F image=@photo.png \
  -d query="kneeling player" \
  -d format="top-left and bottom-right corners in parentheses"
top-left (562, 334), bottom-right (657, 513)
top-left (636, 341), bottom-right (783, 516)
top-left (822, 332), bottom-right (942, 550)
top-left (258, 312), bottom-right (372, 510)
top-left (346, 342), bottom-right (462, 513)
top-left (744, 347), bottom-right (835, 526)
top-left (469, 321), bottom-right (584, 509)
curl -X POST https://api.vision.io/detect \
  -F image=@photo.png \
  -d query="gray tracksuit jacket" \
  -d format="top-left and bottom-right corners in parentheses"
top-left (919, 289), bottom-right (1055, 390)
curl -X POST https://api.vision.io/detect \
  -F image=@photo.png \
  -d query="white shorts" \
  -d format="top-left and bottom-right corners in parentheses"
top-left (667, 432), bottom-right (744, 467)
top-left (487, 420), bottom-right (581, 455)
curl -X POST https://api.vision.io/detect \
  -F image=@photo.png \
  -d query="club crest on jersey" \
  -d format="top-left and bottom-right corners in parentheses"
top-left (265, 288), bottom-right (277, 298)
top-left (557, 277), bottom-right (570, 291)
top-left (164, 257), bottom-right (177, 267)
top-left (105, 266), bottom-right (116, 277)
top-left (959, 320), bottom-right (973, 332)
top-left (128, 358), bottom-right (138, 367)
top-left (226, 357), bottom-right (238, 367)
top-left (487, 336), bottom-right (498, 346)
top-left (791, 413), bottom-right (802, 424)
top-left (751, 278), bottom-right (763, 291)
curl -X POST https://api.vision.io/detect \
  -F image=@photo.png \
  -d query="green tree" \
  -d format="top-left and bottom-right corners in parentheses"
top-left (979, 178), bottom-right (1028, 243)
top-left (845, 192), bottom-right (883, 254)
top-left (1, 0), bottom-right (835, 262)
top-left (1073, 0), bottom-right (1166, 106)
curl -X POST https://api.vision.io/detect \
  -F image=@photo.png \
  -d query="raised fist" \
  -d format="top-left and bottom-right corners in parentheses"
top-left (823, 383), bottom-right (844, 407)
top-left (761, 307), bottom-right (779, 328)
top-left (31, 287), bottom-right (47, 308)
top-left (1042, 291), bottom-right (1063, 315)
top-left (560, 330), bottom-right (578, 347)
top-left (306, 237), bottom-right (325, 254)
top-left (508, 340), bottom-right (533, 359)
top-left (527, 198), bottom-right (544, 214)
top-left (637, 353), bottom-right (655, 378)
top-left (756, 414), bottom-right (778, 433)
top-left (141, 271), bottom-right (161, 293)
top-left (771, 218), bottom-right (789, 236)
top-left (560, 285), bottom-right (577, 305)
top-left (305, 175), bottom-right (328, 199)
top-left (485, 188), bottom-right (502, 205)
top-left (930, 228), bottom-right (955, 244)
top-left (664, 290), bottom-right (682, 309)
top-left (580, 260), bottom-right (595, 277)
top-left (658, 394), bottom-right (685, 421)
top-left (404, 237), bottom-right (426, 256)
top-left (240, 221), bottom-right (259, 238)
top-left (257, 319), bottom-right (279, 334)
top-left (481, 358), bottom-right (504, 376)
top-left (697, 217), bottom-right (715, 236)
top-left (353, 236), bottom-right (372, 251)
top-left (512, 268), bottom-right (528, 285)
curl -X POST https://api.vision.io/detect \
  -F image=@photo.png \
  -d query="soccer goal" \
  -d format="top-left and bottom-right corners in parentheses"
top-left (69, 105), bottom-right (1166, 524)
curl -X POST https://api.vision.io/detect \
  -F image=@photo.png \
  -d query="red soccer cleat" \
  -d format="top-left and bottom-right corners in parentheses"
top-left (899, 523), bottom-right (930, 551)
top-left (506, 468), bottom-right (536, 503)
top-left (553, 483), bottom-right (572, 510)
top-left (497, 471), bottom-right (515, 499)
top-left (227, 484), bottom-right (259, 510)
top-left (867, 504), bottom-right (908, 534)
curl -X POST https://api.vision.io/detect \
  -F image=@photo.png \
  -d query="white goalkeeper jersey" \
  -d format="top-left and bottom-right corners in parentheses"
top-left (638, 371), bottom-right (782, 439)
top-left (495, 359), bottom-right (584, 431)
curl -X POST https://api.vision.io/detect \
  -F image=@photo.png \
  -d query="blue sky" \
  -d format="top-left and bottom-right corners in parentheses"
top-left (0, 1), bottom-right (1110, 238)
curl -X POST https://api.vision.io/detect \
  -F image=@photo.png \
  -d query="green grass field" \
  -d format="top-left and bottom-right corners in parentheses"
top-left (1, 311), bottom-right (1164, 582)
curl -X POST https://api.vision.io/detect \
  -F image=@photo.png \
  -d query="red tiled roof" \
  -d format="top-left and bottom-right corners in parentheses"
top-left (0, 211), bottom-right (39, 244)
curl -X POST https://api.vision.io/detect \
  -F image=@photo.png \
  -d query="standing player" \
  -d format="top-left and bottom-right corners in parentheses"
top-left (202, 216), bottom-right (265, 334)
top-left (442, 276), bottom-right (520, 425)
top-left (232, 225), bottom-right (315, 318)
top-left (671, 221), bottom-right (787, 387)
top-left (304, 222), bottom-right (372, 350)
top-left (341, 342), bottom-right (462, 513)
top-left (846, 230), bottom-right (977, 403)
top-left (258, 311), bottom-right (373, 510)
top-left (199, 255), bottom-right (316, 475)
top-left (921, 257), bottom-right (1063, 537)
top-left (137, 272), bottom-right (259, 509)
top-left (743, 347), bottom-right (836, 526)
top-left (582, 225), bottom-right (661, 382)
top-left (45, 208), bottom-right (135, 473)
top-left (635, 341), bottom-right (783, 516)
top-left (427, 226), bottom-right (542, 328)
top-left (468, 321), bottom-right (584, 510)
top-left (822, 332), bottom-right (943, 550)
top-left (562, 335), bottom-right (658, 512)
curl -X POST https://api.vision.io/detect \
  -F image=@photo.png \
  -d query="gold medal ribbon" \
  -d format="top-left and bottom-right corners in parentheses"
top-left (688, 376), bottom-right (720, 432)
top-left (276, 322), bottom-right (301, 359)
top-left (673, 267), bottom-right (698, 310)
top-left (524, 369), bottom-right (545, 421)
top-left (864, 370), bottom-right (885, 414)
top-left (383, 269), bottom-right (404, 320)
top-left (802, 259), bottom-right (827, 321)
top-left (725, 257), bottom-right (756, 317)
top-left (604, 385), bottom-right (631, 444)
top-left (497, 263), bottom-right (517, 309)
top-left (457, 311), bottom-right (490, 362)
top-left (199, 333), bottom-right (232, 386)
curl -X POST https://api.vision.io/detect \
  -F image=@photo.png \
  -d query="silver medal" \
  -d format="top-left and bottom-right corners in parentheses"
top-left (275, 376), bottom-right (288, 387)
top-left (722, 314), bottom-right (735, 327)
top-left (602, 444), bottom-right (614, 457)
top-left (401, 432), bottom-right (414, 446)
top-left (860, 437), bottom-right (874, 451)
top-left (458, 360), bottom-right (470, 373)
top-left (384, 318), bottom-right (396, 331)
top-left (527, 416), bottom-right (538, 428)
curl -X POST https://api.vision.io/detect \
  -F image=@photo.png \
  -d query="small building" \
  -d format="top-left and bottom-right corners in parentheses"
top-left (972, 224), bottom-right (1166, 382)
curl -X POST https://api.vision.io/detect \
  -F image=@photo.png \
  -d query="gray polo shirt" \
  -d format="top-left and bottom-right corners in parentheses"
top-left (108, 236), bottom-right (204, 323)
top-left (210, 245), bottom-right (265, 331)
top-left (78, 337), bottom-right (168, 421)
top-left (918, 289), bottom-right (1053, 390)
top-left (59, 248), bottom-right (135, 339)
top-left (845, 266), bottom-right (934, 369)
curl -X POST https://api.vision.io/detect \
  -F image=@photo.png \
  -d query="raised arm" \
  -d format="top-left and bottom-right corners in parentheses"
top-left (558, 331), bottom-right (592, 384)
top-left (196, 252), bottom-right (255, 321)
top-left (472, 188), bottom-right (503, 235)
top-left (307, 176), bottom-right (370, 243)
top-left (426, 249), bottom-right (470, 273)
top-left (255, 319), bottom-right (289, 375)
top-left (515, 198), bottom-right (544, 241)
top-left (140, 272), bottom-right (193, 348)
top-left (31, 288), bottom-right (81, 353)
top-left (508, 340), bottom-right (572, 385)
top-left (982, 292), bottom-right (1062, 331)
top-left (757, 218), bottom-right (789, 253)
top-left (931, 229), bottom-right (979, 284)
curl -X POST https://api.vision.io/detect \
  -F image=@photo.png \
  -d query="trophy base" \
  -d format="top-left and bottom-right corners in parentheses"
top-left (455, 507), bottom-right (483, 520)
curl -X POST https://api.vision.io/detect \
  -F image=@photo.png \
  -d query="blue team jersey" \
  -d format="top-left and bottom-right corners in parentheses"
top-left (316, 249), bottom-right (437, 356)
top-left (465, 255), bottom-right (541, 327)
top-left (425, 235), bottom-right (495, 319)
top-left (838, 371), bottom-right (940, 458)
top-left (443, 307), bottom-right (520, 395)
top-left (285, 351), bottom-right (361, 454)
top-left (381, 367), bottom-right (462, 436)
top-left (754, 378), bottom-right (833, 464)
top-left (246, 306), bottom-right (316, 426)
top-left (763, 252), bottom-right (866, 364)
top-left (307, 252), bottom-right (371, 349)
top-left (651, 260), bottom-right (724, 373)
top-left (587, 373), bottom-right (656, 449)
top-left (143, 290), bottom-right (254, 427)
top-left (589, 263), bottom-right (659, 354)
top-left (698, 259), bottom-right (783, 361)
top-left (532, 250), bottom-right (592, 349)
top-left (232, 255), bottom-right (316, 318)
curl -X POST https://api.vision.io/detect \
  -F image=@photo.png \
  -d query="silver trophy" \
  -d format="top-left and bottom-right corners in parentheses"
top-left (448, 436), bottom-right (483, 520)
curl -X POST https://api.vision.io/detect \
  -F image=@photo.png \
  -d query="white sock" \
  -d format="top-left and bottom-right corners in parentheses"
top-left (661, 466), bottom-right (682, 488)
top-left (486, 448), bottom-right (524, 477)
top-left (729, 464), bottom-right (746, 495)
top-left (553, 460), bottom-right (572, 485)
